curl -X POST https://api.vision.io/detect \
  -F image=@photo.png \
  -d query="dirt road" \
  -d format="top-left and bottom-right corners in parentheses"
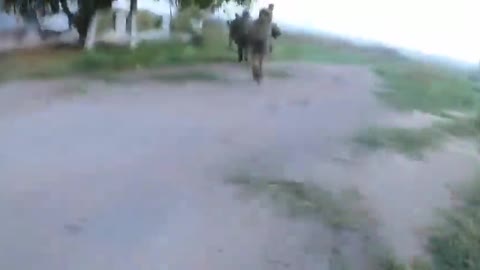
top-left (0, 63), bottom-right (477, 270)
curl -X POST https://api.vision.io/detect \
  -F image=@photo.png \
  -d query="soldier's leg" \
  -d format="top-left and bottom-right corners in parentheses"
top-left (258, 42), bottom-right (267, 82)
top-left (250, 40), bottom-right (265, 83)
top-left (265, 37), bottom-right (272, 59)
top-left (237, 43), bottom-right (243, 62)
top-left (242, 37), bottom-right (249, 62)
top-left (259, 53), bottom-right (264, 80)
top-left (251, 53), bottom-right (261, 83)
top-left (236, 36), bottom-right (246, 62)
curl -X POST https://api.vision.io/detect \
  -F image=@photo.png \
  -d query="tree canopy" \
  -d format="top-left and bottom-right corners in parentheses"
top-left (1, 0), bottom-right (254, 45)
top-left (2, 0), bottom-right (253, 13)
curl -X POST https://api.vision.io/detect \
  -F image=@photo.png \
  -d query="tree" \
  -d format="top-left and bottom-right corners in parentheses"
top-left (2, 0), bottom-right (253, 45)
top-left (76, 0), bottom-right (252, 45)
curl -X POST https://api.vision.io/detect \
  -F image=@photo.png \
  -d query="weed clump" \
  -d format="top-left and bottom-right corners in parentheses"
top-left (427, 176), bottom-right (480, 270)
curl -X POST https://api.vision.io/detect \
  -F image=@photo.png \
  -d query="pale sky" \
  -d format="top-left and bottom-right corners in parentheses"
top-left (248, 0), bottom-right (480, 63)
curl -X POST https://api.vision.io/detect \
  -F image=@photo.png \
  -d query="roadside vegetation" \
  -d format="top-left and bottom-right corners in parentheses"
top-left (228, 172), bottom-right (441, 270)
top-left (228, 172), bottom-right (396, 270)
top-left (426, 173), bottom-right (480, 270)
top-left (0, 18), bottom-right (407, 82)
top-left (228, 169), bottom-right (480, 270)
top-left (354, 114), bottom-right (480, 159)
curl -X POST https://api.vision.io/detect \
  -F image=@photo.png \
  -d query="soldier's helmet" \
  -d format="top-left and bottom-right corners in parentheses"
top-left (259, 8), bottom-right (271, 20)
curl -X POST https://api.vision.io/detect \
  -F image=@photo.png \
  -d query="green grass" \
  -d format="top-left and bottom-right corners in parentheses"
top-left (0, 20), bottom-right (232, 82)
top-left (355, 112), bottom-right (480, 158)
top-left (426, 174), bottom-right (480, 270)
top-left (274, 33), bottom-right (480, 117)
top-left (94, 10), bottom-right (161, 34)
top-left (229, 174), bottom-right (369, 230)
top-left (0, 20), bottom-right (401, 83)
top-left (277, 40), bottom-right (480, 117)
top-left (227, 172), bottom-right (435, 270)
top-left (354, 126), bottom-right (445, 159)
top-left (354, 121), bottom-right (480, 270)
top-left (436, 114), bottom-right (480, 138)
top-left (374, 62), bottom-right (479, 114)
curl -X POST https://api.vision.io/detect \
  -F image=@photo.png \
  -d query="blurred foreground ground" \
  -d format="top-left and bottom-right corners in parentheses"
top-left (0, 62), bottom-right (477, 270)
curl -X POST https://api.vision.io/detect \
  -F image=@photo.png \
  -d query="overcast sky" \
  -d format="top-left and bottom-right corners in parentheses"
top-left (249, 0), bottom-right (479, 63)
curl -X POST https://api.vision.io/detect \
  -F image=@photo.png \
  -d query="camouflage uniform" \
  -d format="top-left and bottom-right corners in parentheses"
top-left (248, 9), bottom-right (272, 83)
top-left (231, 10), bottom-right (252, 62)
top-left (266, 4), bottom-right (274, 54)
top-left (227, 13), bottom-right (240, 49)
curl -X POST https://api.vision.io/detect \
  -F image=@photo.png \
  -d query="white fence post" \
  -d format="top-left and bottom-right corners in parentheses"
top-left (84, 12), bottom-right (99, 50)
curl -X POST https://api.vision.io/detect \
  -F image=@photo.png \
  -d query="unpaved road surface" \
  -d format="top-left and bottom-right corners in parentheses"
top-left (0, 63), bottom-right (477, 270)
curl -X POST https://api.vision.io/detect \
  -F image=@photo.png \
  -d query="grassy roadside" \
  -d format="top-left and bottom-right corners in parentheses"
top-left (255, 24), bottom-right (480, 270)
top-left (227, 173), bottom-right (397, 270)
top-left (374, 62), bottom-right (479, 114)
top-left (0, 20), bottom-right (402, 82)
top-left (228, 172), bottom-right (437, 270)
top-left (354, 114), bottom-right (480, 159)
top-left (2, 20), bottom-right (478, 119)
top-left (427, 174), bottom-right (480, 270)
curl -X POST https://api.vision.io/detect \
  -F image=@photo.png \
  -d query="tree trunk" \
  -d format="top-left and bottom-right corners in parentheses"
top-left (127, 0), bottom-right (136, 33)
top-left (75, 0), bottom-right (95, 45)
top-left (49, 0), bottom-right (60, 13)
top-left (59, 0), bottom-right (73, 27)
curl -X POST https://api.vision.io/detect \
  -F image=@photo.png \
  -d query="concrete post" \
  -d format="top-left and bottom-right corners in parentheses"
top-left (129, 12), bottom-right (138, 49)
top-left (84, 11), bottom-right (98, 50)
top-left (115, 9), bottom-right (127, 36)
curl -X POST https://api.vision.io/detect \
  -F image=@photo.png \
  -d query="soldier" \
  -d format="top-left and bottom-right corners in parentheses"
top-left (267, 3), bottom-right (274, 19)
top-left (247, 8), bottom-right (272, 83)
top-left (227, 13), bottom-right (240, 49)
top-left (231, 10), bottom-right (252, 62)
top-left (266, 3), bottom-right (275, 54)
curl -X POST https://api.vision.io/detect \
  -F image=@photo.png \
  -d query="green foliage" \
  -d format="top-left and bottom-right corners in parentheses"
top-left (273, 39), bottom-right (374, 64)
top-left (355, 112), bottom-right (479, 159)
top-left (427, 175), bottom-right (480, 270)
top-left (375, 63), bottom-right (478, 114)
top-left (179, 0), bottom-right (212, 9)
top-left (73, 41), bottom-right (199, 72)
top-left (436, 116), bottom-right (480, 138)
top-left (95, 10), bottom-right (162, 33)
top-left (229, 174), bottom-right (369, 231)
top-left (354, 126), bottom-right (444, 159)
top-left (171, 5), bottom-right (204, 33)
top-left (136, 10), bottom-right (163, 30)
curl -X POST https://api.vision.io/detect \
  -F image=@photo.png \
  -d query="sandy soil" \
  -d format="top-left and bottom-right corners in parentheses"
top-left (0, 63), bottom-right (477, 270)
